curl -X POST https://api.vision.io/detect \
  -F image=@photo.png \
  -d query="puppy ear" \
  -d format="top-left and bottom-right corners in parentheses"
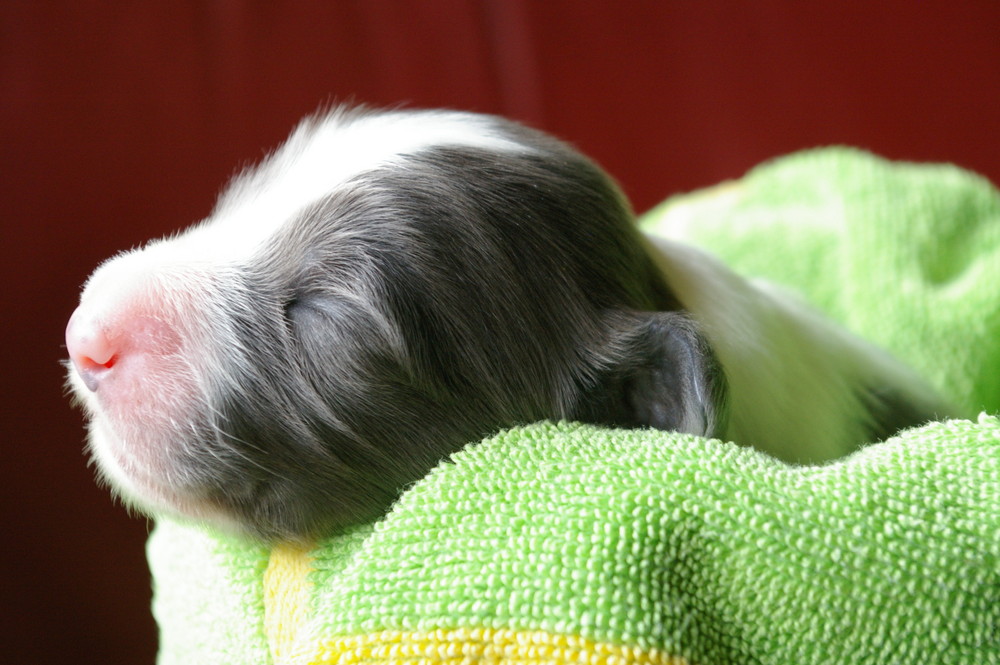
top-left (573, 312), bottom-right (727, 438)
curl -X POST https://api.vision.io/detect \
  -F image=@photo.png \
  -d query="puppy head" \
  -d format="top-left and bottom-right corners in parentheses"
top-left (66, 107), bottom-right (724, 541)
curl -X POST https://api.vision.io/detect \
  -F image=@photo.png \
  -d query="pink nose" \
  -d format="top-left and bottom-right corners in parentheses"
top-left (66, 307), bottom-right (118, 392)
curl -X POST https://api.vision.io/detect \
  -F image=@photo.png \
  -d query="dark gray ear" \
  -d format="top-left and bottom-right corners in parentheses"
top-left (573, 312), bottom-right (728, 438)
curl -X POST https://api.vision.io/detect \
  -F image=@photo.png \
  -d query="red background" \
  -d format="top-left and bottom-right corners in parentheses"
top-left (2, 3), bottom-right (998, 663)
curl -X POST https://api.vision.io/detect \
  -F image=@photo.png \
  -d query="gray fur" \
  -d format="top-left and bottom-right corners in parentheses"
top-left (187, 124), bottom-right (718, 540)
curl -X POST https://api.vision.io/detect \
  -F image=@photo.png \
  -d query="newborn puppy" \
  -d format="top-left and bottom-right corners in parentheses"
top-left (66, 107), bottom-right (950, 542)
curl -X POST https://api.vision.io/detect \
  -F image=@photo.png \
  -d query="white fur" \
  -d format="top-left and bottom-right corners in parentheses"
top-left (646, 235), bottom-right (945, 462)
top-left (177, 109), bottom-right (534, 263)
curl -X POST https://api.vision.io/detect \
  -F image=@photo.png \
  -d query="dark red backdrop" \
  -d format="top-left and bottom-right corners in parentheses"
top-left (2, 3), bottom-right (998, 663)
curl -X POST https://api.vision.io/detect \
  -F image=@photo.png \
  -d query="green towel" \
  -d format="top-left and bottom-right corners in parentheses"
top-left (149, 149), bottom-right (1000, 664)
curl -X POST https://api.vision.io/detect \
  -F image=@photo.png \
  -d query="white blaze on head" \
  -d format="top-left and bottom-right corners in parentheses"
top-left (190, 108), bottom-right (534, 263)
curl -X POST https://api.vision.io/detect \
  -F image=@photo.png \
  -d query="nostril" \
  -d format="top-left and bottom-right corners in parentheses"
top-left (66, 307), bottom-right (119, 391)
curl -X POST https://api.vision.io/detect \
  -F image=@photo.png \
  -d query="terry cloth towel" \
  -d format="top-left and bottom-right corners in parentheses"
top-left (149, 148), bottom-right (1000, 665)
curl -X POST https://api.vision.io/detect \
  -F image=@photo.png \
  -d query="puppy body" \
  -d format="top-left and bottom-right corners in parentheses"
top-left (647, 237), bottom-right (947, 463)
top-left (66, 107), bottom-right (950, 541)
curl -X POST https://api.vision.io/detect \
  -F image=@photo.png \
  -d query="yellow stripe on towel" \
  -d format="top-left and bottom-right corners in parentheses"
top-left (264, 541), bottom-right (316, 665)
top-left (262, 544), bottom-right (689, 665)
top-left (313, 628), bottom-right (690, 665)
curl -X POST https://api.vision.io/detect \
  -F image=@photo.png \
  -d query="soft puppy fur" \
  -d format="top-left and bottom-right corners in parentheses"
top-left (66, 107), bottom-right (951, 542)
